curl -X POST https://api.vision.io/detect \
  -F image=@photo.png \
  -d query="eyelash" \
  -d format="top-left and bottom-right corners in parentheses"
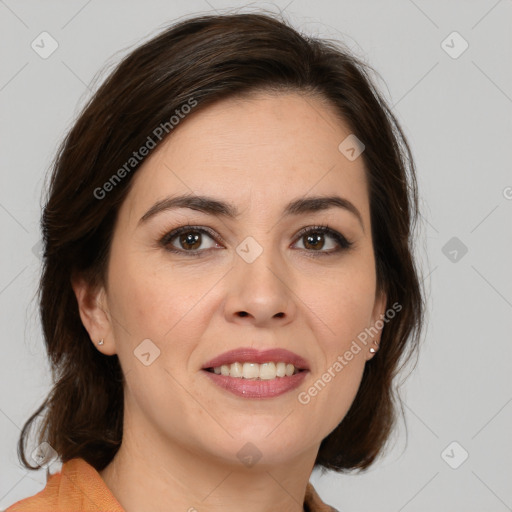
top-left (158, 223), bottom-right (354, 258)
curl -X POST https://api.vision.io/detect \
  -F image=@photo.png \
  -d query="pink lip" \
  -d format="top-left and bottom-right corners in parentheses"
top-left (201, 347), bottom-right (310, 370)
top-left (202, 369), bottom-right (308, 399)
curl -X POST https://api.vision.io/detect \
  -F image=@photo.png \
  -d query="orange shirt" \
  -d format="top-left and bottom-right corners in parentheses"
top-left (5, 458), bottom-right (338, 512)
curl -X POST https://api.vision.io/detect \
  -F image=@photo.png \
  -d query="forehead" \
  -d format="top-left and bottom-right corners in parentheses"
top-left (122, 91), bottom-right (370, 226)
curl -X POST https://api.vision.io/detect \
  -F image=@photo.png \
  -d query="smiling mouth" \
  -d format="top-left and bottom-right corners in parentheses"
top-left (204, 361), bottom-right (305, 380)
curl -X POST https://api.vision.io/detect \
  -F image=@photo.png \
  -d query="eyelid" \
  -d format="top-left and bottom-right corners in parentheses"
top-left (159, 224), bottom-right (225, 246)
top-left (158, 223), bottom-right (353, 255)
top-left (292, 224), bottom-right (354, 254)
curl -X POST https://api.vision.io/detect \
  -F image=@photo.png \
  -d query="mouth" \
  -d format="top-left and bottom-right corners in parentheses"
top-left (201, 347), bottom-right (310, 380)
top-left (202, 362), bottom-right (309, 399)
top-left (203, 362), bottom-right (306, 380)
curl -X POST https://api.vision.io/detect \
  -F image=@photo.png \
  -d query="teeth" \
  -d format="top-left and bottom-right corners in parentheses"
top-left (211, 362), bottom-right (300, 379)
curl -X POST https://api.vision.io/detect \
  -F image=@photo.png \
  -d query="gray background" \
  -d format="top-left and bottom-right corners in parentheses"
top-left (1, 1), bottom-right (511, 511)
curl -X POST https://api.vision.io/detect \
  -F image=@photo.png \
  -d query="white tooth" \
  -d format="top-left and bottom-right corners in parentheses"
top-left (259, 362), bottom-right (277, 380)
top-left (242, 362), bottom-right (260, 379)
top-left (212, 362), bottom-right (297, 379)
top-left (229, 362), bottom-right (243, 378)
top-left (275, 362), bottom-right (287, 377)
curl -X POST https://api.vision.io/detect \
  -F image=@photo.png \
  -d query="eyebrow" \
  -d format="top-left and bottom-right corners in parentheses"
top-left (138, 194), bottom-right (364, 230)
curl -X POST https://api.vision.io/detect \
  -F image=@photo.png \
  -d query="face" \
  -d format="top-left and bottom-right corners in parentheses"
top-left (75, 91), bottom-right (386, 470)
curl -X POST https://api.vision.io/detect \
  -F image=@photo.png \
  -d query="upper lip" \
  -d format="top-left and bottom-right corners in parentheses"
top-left (202, 347), bottom-right (310, 371)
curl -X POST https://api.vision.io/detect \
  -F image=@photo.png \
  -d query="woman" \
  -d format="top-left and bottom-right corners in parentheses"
top-left (7, 11), bottom-right (424, 512)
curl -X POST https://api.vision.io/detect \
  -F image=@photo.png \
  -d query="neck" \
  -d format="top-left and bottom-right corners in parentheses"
top-left (99, 403), bottom-right (318, 512)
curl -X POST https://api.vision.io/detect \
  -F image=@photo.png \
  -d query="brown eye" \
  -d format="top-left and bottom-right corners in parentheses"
top-left (178, 231), bottom-right (202, 250)
top-left (160, 226), bottom-right (221, 254)
top-left (293, 225), bottom-right (353, 256)
top-left (302, 232), bottom-right (327, 251)
top-left (159, 224), bottom-right (352, 257)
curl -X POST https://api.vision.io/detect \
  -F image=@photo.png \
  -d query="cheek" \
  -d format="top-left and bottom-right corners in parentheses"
top-left (302, 265), bottom-right (376, 427)
top-left (296, 338), bottom-right (367, 442)
top-left (302, 262), bottom-right (377, 346)
top-left (107, 245), bottom-right (176, 330)
top-left (107, 247), bottom-right (220, 361)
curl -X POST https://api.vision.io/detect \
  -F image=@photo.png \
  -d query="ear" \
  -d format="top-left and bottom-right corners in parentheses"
top-left (366, 288), bottom-right (387, 360)
top-left (71, 273), bottom-right (117, 356)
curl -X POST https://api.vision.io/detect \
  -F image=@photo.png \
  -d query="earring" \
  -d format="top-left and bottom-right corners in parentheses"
top-left (369, 340), bottom-right (380, 354)
top-left (98, 339), bottom-right (104, 346)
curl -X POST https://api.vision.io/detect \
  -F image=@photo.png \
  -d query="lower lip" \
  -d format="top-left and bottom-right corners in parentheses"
top-left (202, 369), bottom-right (308, 399)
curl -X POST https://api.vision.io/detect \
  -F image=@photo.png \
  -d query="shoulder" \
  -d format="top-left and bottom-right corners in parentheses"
top-left (304, 481), bottom-right (341, 512)
top-left (4, 458), bottom-right (124, 512)
top-left (5, 468), bottom-right (61, 511)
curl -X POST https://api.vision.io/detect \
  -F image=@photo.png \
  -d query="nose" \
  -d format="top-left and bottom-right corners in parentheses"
top-left (223, 247), bottom-right (296, 328)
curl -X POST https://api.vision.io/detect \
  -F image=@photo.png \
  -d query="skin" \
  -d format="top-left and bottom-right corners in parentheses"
top-left (73, 91), bottom-right (386, 512)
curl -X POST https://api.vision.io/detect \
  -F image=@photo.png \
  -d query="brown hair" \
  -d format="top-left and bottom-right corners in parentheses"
top-left (19, 10), bottom-right (425, 474)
